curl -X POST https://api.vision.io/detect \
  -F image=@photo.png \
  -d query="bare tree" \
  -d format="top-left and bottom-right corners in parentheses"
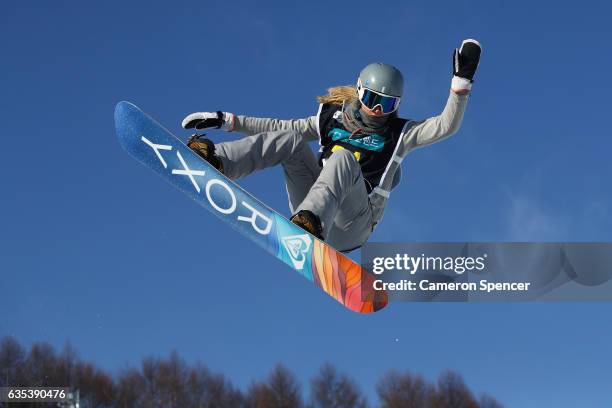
top-left (435, 371), bottom-right (479, 408)
top-left (201, 371), bottom-right (243, 407)
top-left (245, 364), bottom-right (303, 408)
top-left (153, 351), bottom-right (187, 407)
top-left (56, 343), bottom-right (79, 388)
top-left (116, 368), bottom-right (146, 407)
top-left (310, 363), bottom-right (367, 408)
top-left (377, 370), bottom-right (437, 408)
top-left (245, 381), bottom-right (278, 408)
top-left (479, 393), bottom-right (505, 408)
top-left (183, 363), bottom-right (243, 407)
top-left (0, 336), bottom-right (25, 386)
top-left (75, 361), bottom-right (115, 407)
top-left (22, 342), bottom-right (58, 386)
top-left (115, 353), bottom-right (243, 408)
top-left (0, 337), bottom-right (505, 408)
top-left (269, 364), bottom-right (303, 408)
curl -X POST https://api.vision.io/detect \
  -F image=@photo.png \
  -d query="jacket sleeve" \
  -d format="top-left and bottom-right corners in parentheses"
top-left (370, 91), bottom-right (470, 223)
top-left (398, 91), bottom-right (469, 156)
top-left (232, 115), bottom-right (320, 142)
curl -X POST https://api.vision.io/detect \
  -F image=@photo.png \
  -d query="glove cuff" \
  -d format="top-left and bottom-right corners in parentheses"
top-left (222, 112), bottom-right (236, 131)
top-left (451, 76), bottom-right (473, 93)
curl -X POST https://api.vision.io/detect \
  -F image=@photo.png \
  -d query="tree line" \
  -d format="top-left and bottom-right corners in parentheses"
top-left (0, 336), bottom-right (503, 408)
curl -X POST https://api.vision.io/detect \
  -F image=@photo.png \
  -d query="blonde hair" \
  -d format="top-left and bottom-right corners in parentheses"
top-left (317, 85), bottom-right (358, 105)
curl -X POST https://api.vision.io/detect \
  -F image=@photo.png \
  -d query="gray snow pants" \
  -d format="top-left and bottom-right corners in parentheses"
top-left (215, 130), bottom-right (374, 252)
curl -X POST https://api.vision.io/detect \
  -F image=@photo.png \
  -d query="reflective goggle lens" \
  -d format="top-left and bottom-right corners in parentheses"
top-left (359, 88), bottom-right (400, 113)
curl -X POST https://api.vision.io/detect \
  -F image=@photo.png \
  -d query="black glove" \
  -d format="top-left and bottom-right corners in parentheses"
top-left (453, 39), bottom-right (482, 82)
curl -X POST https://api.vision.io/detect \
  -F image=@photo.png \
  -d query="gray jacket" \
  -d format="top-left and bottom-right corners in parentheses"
top-left (230, 91), bottom-right (469, 224)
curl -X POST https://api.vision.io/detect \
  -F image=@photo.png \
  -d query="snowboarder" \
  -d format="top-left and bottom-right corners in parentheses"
top-left (181, 39), bottom-right (481, 252)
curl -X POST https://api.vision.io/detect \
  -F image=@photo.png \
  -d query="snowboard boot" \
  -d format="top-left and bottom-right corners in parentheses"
top-left (290, 210), bottom-right (324, 240)
top-left (187, 134), bottom-right (224, 173)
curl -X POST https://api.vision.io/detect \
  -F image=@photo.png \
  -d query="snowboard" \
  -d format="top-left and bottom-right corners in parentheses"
top-left (114, 101), bottom-right (389, 314)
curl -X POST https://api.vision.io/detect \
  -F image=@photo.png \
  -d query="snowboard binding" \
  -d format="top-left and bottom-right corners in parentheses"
top-left (187, 133), bottom-right (224, 173)
top-left (290, 210), bottom-right (324, 240)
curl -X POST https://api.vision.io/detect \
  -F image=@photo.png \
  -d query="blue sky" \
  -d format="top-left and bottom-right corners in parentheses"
top-left (1, 1), bottom-right (611, 406)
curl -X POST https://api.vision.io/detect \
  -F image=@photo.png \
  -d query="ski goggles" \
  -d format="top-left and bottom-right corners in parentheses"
top-left (357, 83), bottom-right (401, 114)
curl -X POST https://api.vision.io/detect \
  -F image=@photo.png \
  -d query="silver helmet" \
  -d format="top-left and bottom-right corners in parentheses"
top-left (357, 63), bottom-right (404, 97)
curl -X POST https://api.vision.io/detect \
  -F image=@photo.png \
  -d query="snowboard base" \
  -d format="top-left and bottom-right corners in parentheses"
top-left (114, 101), bottom-right (389, 313)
